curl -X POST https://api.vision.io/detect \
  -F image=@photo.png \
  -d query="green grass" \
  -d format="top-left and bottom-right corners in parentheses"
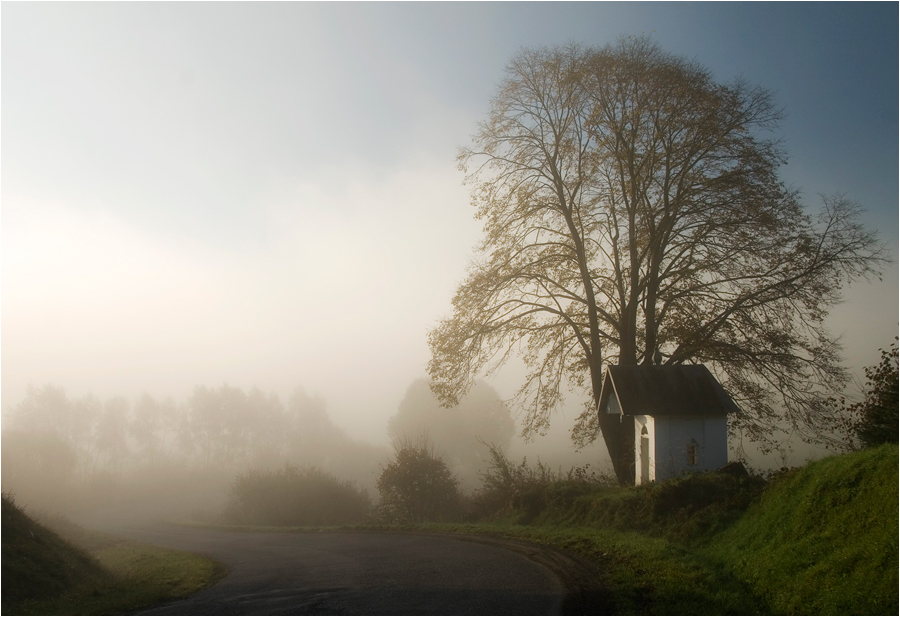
top-left (2, 494), bottom-right (112, 612)
top-left (704, 444), bottom-right (898, 615)
top-left (516, 468), bottom-right (766, 542)
top-left (2, 494), bottom-right (227, 615)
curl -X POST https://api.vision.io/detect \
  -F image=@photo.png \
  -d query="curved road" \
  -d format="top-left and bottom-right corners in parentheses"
top-left (98, 522), bottom-right (595, 615)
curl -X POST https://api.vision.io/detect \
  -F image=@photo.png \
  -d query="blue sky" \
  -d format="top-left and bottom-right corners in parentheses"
top-left (2, 3), bottom-right (897, 454)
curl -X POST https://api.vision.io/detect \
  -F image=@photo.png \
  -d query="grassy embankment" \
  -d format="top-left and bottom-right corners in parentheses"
top-left (422, 444), bottom-right (898, 615)
top-left (2, 494), bottom-right (226, 615)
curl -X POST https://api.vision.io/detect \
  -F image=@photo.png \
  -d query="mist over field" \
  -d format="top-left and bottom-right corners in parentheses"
top-left (2, 4), bottom-right (897, 521)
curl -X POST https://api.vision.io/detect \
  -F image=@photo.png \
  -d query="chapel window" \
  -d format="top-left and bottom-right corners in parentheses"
top-left (687, 439), bottom-right (699, 465)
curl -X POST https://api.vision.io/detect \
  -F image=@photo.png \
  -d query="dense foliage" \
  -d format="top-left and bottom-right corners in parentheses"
top-left (473, 443), bottom-right (615, 522)
top-left (224, 465), bottom-right (372, 526)
top-left (376, 440), bottom-right (461, 523)
top-left (851, 339), bottom-right (899, 447)
top-left (474, 444), bottom-right (759, 535)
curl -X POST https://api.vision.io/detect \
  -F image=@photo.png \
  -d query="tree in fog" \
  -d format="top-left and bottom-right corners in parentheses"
top-left (2, 386), bottom-right (84, 507)
top-left (93, 396), bottom-right (131, 471)
top-left (5, 386), bottom-right (93, 473)
top-left (130, 393), bottom-right (178, 464)
top-left (388, 379), bottom-right (514, 489)
top-left (243, 388), bottom-right (289, 468)
top-left (6, 385), bottom-right (84, 442)
top-left (2, 382), bottom-right (389, 514)
top-left (180, 385), bottom-right (256, 465)
top-left (377, 438), bottom-right (460, 523)
top-left (283, 387), bottom-right (388, 492)
top-left (428, 38), bottom-right (886, 483)
top-left (1, 430), bottom-right (78, 506)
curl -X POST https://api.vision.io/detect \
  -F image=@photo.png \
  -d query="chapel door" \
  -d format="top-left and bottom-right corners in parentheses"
top-left (640, 425), bottom-right (650, 484)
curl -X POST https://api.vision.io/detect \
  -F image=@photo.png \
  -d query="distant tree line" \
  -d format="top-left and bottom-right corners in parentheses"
top-left (1, 384), bottom-right (385, 513)
top-left (2, 376), bottom-right (607, 527)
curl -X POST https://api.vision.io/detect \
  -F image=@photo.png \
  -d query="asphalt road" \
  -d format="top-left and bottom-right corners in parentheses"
top-left (98, 522), bottom-right (589, 615)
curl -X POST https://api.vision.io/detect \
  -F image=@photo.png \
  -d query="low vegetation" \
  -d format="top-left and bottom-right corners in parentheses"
top-left (377, 439), bottom-right (462, 523)
top-left (477, 446), bottom-right (765, 542)
top-left (223, 464), bottom-right (371, 526)
top-left (2, 493), bottom-right (225, 615)
top-left (370, 443), bottom-right (898, 615)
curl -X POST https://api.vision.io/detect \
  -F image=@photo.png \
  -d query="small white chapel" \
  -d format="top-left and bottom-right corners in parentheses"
top-left (597, 364), bottom-right (739, 485)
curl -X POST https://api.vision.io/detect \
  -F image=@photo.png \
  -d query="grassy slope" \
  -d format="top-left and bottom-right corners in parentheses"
top-left (514, 445), bottom-right (899, 615)
top-left (2, 494), bottom-right (112, 610)
top-left (705, 444), bottom-right (898, 615)
top-left (2, 494), bottom-right (226, 615)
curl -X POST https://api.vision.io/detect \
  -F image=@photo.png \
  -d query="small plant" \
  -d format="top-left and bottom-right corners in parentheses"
top-left (377, 437), bottom-right (461, 523)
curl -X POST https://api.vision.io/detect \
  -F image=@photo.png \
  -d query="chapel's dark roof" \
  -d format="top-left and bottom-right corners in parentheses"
top-left (599, 365), bottom-right (739, 417)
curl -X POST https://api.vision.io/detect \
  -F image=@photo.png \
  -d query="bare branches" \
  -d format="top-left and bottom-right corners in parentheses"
top-left (428, 38), bottom-right (888, 459)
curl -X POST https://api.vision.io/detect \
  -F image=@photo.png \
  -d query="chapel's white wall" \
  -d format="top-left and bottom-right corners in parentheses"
top-left (651, 415), bottom-right (728, 482)
top-left (703, 415), bottom-right (728, 470)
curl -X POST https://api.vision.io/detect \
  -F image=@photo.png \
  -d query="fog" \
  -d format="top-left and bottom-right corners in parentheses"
top-left (2, 4), bottom-right (897, 520)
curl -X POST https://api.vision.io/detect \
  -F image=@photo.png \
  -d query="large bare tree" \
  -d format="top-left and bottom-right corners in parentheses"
top-left (427, 39), bottom-right (886, 483)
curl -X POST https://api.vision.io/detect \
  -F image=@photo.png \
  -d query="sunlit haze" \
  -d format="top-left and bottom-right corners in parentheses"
top-left (3, 3), bottom-right (897, 466)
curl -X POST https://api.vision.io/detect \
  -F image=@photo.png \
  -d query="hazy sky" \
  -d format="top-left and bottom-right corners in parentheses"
top-left (3, 3), bottom-right (897, 446)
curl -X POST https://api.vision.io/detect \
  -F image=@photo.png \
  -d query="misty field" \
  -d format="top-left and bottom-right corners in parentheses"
top-left (4, 388), bottom-right (896, 616)
top-left (2, 374), bottom-right (897, 615)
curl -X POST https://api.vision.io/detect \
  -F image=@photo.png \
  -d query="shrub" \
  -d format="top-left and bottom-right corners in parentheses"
top-left (223, 465), bottom-right (371, 526)
top-left (473, 443), bottom-right (616, 523)
top-left (852, 338), bottom-right (899, 448)
top-left (580, 469), bottom-right (768, 541)
top-left (472, 441), bottom-right (766, 535)
top-left (377, 439), bottom-right (460, 523)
